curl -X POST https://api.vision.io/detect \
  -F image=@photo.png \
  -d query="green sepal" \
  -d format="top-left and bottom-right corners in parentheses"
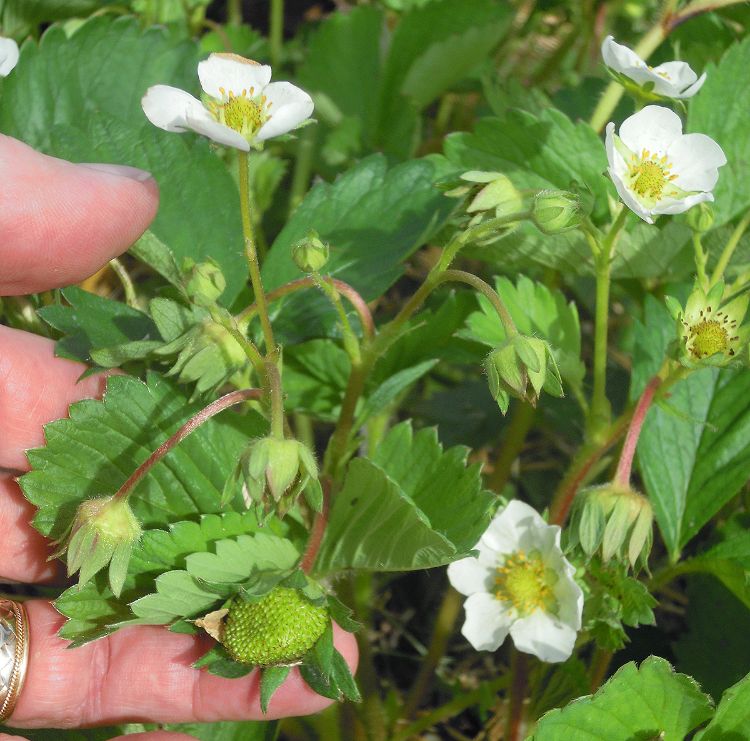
top-left (260, 665), bottom-right (291, 714)
top-left (331, 648), bottom-right (361, 702)
top-left (327, 595), bottom-right (362, 633)
top-left (193, 644), bottom-right (255, 678)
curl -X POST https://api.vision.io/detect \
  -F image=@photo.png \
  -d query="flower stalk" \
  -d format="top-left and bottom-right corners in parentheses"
top-left (710, 210), bottom-right (750, 288)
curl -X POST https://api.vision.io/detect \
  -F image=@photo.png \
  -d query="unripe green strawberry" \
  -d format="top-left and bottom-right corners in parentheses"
top-left (222, 587), bottom-right (328, 666)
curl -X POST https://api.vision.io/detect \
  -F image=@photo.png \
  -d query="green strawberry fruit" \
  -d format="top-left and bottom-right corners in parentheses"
top-left (222, 587), bottom-right (328, 666)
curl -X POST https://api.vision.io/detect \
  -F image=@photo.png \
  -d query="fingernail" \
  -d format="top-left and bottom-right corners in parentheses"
top-left (78, 162), bottom-right (154, 182)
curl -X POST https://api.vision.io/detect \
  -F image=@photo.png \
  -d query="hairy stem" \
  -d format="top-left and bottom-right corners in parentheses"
top-left (312, 273), bottom-right (362, 363)
top-left (265, 360), bottom-right (285, 439)
top-left (237, 151), bottom-right (275, 354)
top-left (693, 233), bottom-right (709, 291)
top-left (506, 650), bottom-right (529, 741)
top-left (109, 258), bottom-right (137, 308)
top-left (486, 400), bottom-right (537, 493)
top-left (300, 479), bottom-right (331, 574)
top-left (614, 375), bottom-right (662, 486)
top-left (113, 389), bottom-right (262, 501)
top-left (711, 210), bottom-right (750, 287)
top-left (270, 0), bottom-right (284, 69)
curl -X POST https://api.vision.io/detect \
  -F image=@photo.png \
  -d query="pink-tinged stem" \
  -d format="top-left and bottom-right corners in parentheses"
top-left (114, 388), bottom-right (262, 501)
top-left (300, 478), bottom-right (331, 574)
top-left (237, 277), bottom-right (375, 339)
top-left (614, 376), bottom-right (662, 487)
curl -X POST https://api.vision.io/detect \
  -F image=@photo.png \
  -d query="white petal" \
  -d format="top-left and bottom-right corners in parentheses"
top-left (461, 592), bottom-right (513, 652)
top-left (184, 107), bottom-right (251, 151)
top-left (142, 85), bottom-right (206, 132)
top-left (0, 37), bottom-right (19, 77)
top-left (255, 81), bottom-right (314, 141)
top-left (482, 500), bottom-right (546, 554)
top-left (198, 53), bottom-right (271, 99)
top-left (601, 36), bottom-right (645, 74)
top-left (619, 106), bottom-right (683, 155)
top-left (667, 133), bottom-right (727, 192)
top-left (608, 168), bottom-right (654, 223)
top-left (653, 191), bottom-right (713, 216)
top-left (509, 610), bottom-right (578, 663)
top-left (447, 556), bottom-right (494, 596)
top-left (551, 561), bottom-right (584, 630)
top-left (676, 72), bottom-right (707, 99)
top-left (652, 61), bottom-right (697, 89)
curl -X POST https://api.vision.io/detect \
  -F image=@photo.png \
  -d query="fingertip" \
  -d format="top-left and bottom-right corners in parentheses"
top-left (0, 135), bottom-right (160, 295)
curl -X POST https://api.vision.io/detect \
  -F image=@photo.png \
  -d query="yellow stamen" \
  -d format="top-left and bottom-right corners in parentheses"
top-left (495, 550), bottom-right (558, 616)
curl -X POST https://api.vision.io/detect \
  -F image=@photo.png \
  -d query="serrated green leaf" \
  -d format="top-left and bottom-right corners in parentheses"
top-left (131, 231), bottom-right (184, 289)
top-left (90, 340), bottom-right (163, 368)
top-left (37, 287), bottom-right (158, 364)
top-left (130, 570), bottom-right (220, 623)
top-left (695, 671), bottom-right (750, 740)
top-left (689, 37), bottom-right (750, 227)
top-left (261, 154), bottom-right (457, 342)
top-left (20, 373), bottom-right (266, 541)
top-left (371, 421), bottom-right (494, 553)
top-left (637, 367), bottom-right (750, 559)
top-left (260, 666), bottom-right (291, 714)
top-left (529, 657), bottom-right (713, 740)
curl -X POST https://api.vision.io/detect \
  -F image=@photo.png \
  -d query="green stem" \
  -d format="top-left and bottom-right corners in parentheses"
top-left (265, 360), bottom-right (285, 439)
top-left (227, 0), bottom-right (242, 25)
top-left (288, 126), bottom-right (316, 216)
top-left (109, 258), bottom-right (137, 308)
top-left (312, 273), bottom-right (362, 364)
top-left (237, 151), bottom-right (275, 354)
top-left (403, 588), bottom-right (463, 720)
top-left (693, 233), bottom-right (709, 290)
top-left (209, 307), bottom-right (266, 378)
top-left (589, 647), bottom-right (613, 692)
top-left (588, 208), bottom-right (628, 441)
top-left (270, 0), bottom-right (284, 69)
top-left (710, 210), bottom-right (750, 287)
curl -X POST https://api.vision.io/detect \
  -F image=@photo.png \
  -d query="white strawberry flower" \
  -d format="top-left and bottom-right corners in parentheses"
top-left (602, 35), bottom-right (706, 100)
top-left (142, 53), bottom-right (313, 151)
top-left (448, 500), bottom-right (583, 663)
top-left (0, 37), bottom-right (19, 77)
top-left (606, 106), bottom-right (726, 224)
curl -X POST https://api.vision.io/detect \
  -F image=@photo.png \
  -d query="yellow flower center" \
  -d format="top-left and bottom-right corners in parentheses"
top-left (495, 550), bottom-right (558, 616)
top-left (627, 149), bottom-right (677, 204)
top-left (683, 303), bottom-right (739, 360)
top-left (208, 86), bottom-right (273, 139)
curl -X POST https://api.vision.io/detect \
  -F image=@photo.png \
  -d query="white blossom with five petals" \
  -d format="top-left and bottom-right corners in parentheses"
top-left (602, 35), bottom-right (706, 99)
top-left (447, 500), bottom-right (583, 663)
top-left (0, 37), bottom-right (19, 77)
top-left (606, 106), bottom-right (726, 224)
top-left (142, 53), bottom-right (313, 151)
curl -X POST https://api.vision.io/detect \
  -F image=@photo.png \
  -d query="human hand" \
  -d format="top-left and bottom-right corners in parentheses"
top-left (0, 135), bottom-right (357, 739)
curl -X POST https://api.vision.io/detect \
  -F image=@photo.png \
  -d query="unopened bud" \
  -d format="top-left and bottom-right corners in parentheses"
top-left (532, 190), bottom-right (581, 234)
top-left (59, 495), bottom-right (142, 596)
top-left (292, 231), bottom-right (330, 273)
top-left (484, 334), bottom-right (563, 414)
top-left (466, 173), bottom-right (524, 218)
top-left (184, 258), bottom-right (226, 305)
top-left (686, 203), bottom-right (715, 234)
top-left (570, 484), bottom-right (653, 570)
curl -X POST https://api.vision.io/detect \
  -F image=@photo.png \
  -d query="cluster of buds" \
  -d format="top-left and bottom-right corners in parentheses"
top-left (292, 231), bottom-right (330, 273)
top-left (569, 483), bottom-right (653, 570)
top-left (666, 280), bottom-right (750, 368)
top-left (55, 495), bottom-right (142, 597)
top-left (484, 334), bottom-right (563, 413)
top-left (226, 436), bottom-right (319, 519)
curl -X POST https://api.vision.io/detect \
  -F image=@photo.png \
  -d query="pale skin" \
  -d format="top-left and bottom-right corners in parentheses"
top-left (0, 135), bottom-right (358, 738)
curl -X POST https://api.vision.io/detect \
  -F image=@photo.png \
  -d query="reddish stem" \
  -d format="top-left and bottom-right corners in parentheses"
top-left (506, 650), bottom-right (529, 741)
top-left (614, 376), bottom-right (662, 487)
top-left (114, 388), bottom-right (262, 500)
top-left (300, 478), bottom-right (331, 574)
top-left (237, 277), bottom-right (375, 339)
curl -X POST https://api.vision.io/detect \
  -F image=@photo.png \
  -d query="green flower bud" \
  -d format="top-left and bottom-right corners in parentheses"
top-left (59, 495), bottom-right (142, 596)
top-left (531, 190), bottom-right (581, 235)
top-left (155, 319), bottom-right (247, 397)
top-left (686, 203), bottom-right (715, 234)
top-left (228, 436), bottom-right (319, 518)
top-left (570, 484), bottom-right (653, 570)
top-left (292, 231), bottom-right (330, 273)
top-left (183, 258), bottom-right (226, 305)
top-left (222, 587), bottom-right (329, 666)
top-left (484, 334), bottom-right (563, 414)
top-left (466, 173), bottom-right (524, 218)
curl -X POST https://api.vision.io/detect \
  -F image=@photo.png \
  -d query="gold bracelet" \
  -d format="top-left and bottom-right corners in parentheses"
top-left (0, 600), bottom-right (29, 723)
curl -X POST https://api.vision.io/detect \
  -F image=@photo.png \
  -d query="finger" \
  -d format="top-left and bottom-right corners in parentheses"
top-left (0, 135), bottom-right (159, 295)
top-left (112, 734), bottom-right (197, 741)
top-left (0, 326), bottom-right (109, 473)
top-left (9, 602), bottom-right (358, 728)
top-left (0, 734), bottom-right (27, 740)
